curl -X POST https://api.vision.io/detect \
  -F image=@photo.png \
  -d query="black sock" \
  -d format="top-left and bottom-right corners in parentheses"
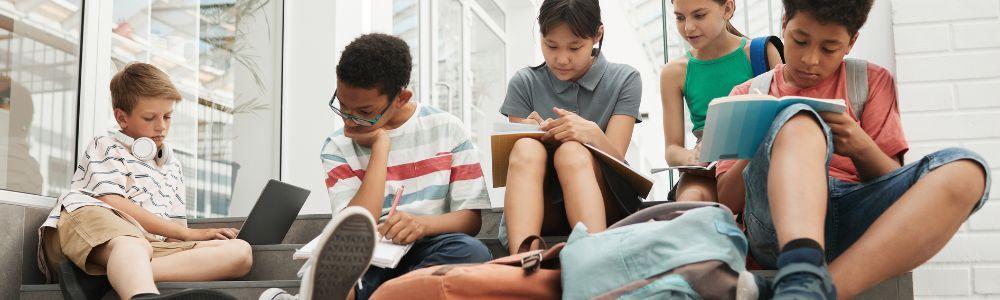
top-left (777, 238), bottom-right (824, 268)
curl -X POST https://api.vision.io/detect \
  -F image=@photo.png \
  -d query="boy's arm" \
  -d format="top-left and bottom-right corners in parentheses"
top-left (418, 209), bottom-right (482, 237)
top-left (716, 160), bottom-right (750, 211)
top-left (821, 66), bottom-right (906, 181)
top-left (713, 82), bottom-right (754, 210)
top-left (820, 111), bottom-right (902, 180)
top-left (342, 129), bottom-right (391, 219)
top-left (98, 195), bottom-right (237, 241)
top-left (379, 209), bottom-right (481, 244)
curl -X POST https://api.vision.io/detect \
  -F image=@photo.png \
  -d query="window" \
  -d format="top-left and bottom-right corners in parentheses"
top-left (433, 0), bottom-right (463, 120)
top-left (93, 0), bottom-right (282, 218)
top-left (0, 0), bottom-right (83, 198)
top-left (393, 0), bottom-right (419, 98)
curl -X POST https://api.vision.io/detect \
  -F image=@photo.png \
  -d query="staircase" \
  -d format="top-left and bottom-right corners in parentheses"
top-left (18, 210), bottom-right (913, 299)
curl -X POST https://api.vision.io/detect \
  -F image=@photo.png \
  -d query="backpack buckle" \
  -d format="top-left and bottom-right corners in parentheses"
top-left (521, 252), bottom-right (543, 272)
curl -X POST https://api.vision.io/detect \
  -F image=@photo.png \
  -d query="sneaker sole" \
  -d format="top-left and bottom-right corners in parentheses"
top-left (736, 270), bottom-right (760, 300)
top-left (309, 213), bottom-right (376, 300)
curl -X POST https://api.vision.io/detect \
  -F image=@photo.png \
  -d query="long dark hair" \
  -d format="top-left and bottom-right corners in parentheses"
top-left (673, 0), bottom-right (744, 37)
top-left (533, 0), bottom-right (603, 69)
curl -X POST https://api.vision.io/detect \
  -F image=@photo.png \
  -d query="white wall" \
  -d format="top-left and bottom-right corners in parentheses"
top-left (227, 0), bottom-right (285, 217)
top-left (280, 0), bottom-right (340, 216)
top-left (890, 0), bottom-right (1000, 298)
top-left (848, 0), bottom-right (896, 71)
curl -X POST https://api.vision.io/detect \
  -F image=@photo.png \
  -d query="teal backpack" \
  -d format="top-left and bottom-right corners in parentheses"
top-left (560, 202), bottom-right (759, 300)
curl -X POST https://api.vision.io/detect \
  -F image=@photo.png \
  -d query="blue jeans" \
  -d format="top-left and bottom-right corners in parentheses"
top-left (742, 104), bottom-right (992, 269)
top-left (355, 233), bottom-right (492, 299)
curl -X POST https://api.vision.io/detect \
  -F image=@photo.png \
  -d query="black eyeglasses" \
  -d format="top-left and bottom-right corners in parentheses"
top-left (328, 89), bottom-right (399, 127)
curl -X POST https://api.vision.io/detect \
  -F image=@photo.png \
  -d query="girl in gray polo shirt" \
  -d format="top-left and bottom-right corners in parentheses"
top-left (499, 0), bottom-right (643, 255)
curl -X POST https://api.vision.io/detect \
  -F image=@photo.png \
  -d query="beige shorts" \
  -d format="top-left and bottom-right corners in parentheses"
top-left (43, 206), bottom-right (198, 276)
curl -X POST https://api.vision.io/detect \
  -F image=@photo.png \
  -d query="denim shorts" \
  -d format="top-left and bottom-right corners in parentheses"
top-left (742, 104), bottom-right (992, 269)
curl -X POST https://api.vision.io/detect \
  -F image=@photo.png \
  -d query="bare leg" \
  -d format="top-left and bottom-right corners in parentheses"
top-left (553, 141), bottom-right (618, 233)
top-left (89, 236), bottom-right (157, 300)
top-left (829, 160), bottom-right (986, 299)
top-left (769, 113), bottom-right (829, 249)
top-left (504, 138), bottom-right (549, 254)
top-left (675, 174), bottom-right (718, 202)
top-left (150, 239), bottom-right (253, 282)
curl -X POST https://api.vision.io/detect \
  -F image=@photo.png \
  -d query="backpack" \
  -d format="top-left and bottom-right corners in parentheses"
top-left (370, 235), bottom-right (564, 300)
top-left (749, 36), bottom-right (785, 77)
top-left (560, 202), bottom-right (759, 300)
top-left (750, 58), bottom-right (870, 121)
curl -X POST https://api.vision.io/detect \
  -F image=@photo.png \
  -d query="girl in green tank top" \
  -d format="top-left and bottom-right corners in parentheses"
top-left (660, 0), bottom-right (781, 203)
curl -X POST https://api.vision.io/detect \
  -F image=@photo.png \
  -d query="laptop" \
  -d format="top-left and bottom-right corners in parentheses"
top-left (236, 179), bottom-right (311, 245)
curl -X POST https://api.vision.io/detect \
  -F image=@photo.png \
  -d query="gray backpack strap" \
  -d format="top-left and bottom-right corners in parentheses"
top-left (749, 69), bottom-right (776, 95)
top-left (845, 58), bottom-right (868, 120)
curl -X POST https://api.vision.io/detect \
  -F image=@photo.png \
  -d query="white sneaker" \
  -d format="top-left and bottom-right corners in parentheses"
top-left (299, 206), bottom-right (377, 300)
top-left (259, 288), bottom-right (298, 300)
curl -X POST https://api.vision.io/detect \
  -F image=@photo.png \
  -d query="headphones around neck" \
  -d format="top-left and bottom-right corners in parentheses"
top-left (108, 129), bottom-right (174, 166)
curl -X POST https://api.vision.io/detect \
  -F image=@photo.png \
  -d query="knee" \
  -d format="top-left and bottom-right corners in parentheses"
top-left (553, 141), bottom-right (592, 172)
top-left (932, 150), bottom-right (990, 207)
top-left (106, 236), bottom-right (152, 256)
top-left (676, 186), bottom-right (711, 202)
top-left (509, 138), bottom-right (547, 170)
top-left (443, 235), bottom-right (493, 263)
top-left (775, 113), bottom-right (825, 145)
top-left (224, 239), bottom-right (253, 277)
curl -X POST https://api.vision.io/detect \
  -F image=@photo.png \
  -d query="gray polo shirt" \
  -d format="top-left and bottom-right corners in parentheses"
top-left (501, 54), bottom-right (642, 130)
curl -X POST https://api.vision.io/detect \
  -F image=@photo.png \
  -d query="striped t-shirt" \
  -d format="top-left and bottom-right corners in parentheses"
top-left (40, 135), bottom-right (188, 237)
top-left (321, 103), bottom-right (492, 218)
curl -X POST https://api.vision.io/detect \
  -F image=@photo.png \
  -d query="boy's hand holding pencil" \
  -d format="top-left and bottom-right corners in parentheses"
top-left (377, 186), bottom-right (425, 245)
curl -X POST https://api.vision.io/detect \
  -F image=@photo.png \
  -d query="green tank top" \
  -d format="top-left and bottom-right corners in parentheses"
top-left (683, 39), bottom-right (753, 133)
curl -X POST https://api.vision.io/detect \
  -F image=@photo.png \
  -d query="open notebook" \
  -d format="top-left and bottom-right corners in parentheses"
top-left (294, 233), bottom-right (413, 269)
top-left (699, 94), bottom-right (846, 162)
top-left (490, 122), bottom-right (654, 198)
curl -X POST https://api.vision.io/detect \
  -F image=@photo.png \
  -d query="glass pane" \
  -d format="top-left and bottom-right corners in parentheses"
top-left (393, 0), bottom-right (419, 98)
top-left (469, 12), bottom-right (504, 145)
top-left (624, 0), bottom-right (668, 65)
top-left (474, 0), bottom-right (504, 27)
top-left (435, 0), bottom-right (462, 119)
top-left (109, 0), bottom-right (281, 218)
top-left (0, 0), bottom-right (83, 196)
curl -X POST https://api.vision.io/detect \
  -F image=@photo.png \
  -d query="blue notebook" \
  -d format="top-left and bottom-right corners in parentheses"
top-left (699, 94), bottom-right (846, 162)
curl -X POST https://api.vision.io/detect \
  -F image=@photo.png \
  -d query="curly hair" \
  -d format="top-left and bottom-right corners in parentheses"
top-left (336, 33), bottom-right (412, 97)
top-left (782, 0), bottom-right (874, 37)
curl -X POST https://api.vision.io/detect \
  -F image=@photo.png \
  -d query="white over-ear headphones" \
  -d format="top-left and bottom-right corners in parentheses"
top-left (108, 129), bottom-right (174, 166)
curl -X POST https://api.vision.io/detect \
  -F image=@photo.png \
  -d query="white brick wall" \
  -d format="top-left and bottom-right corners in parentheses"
top-left (892, 0), bottom-right (1000, 298)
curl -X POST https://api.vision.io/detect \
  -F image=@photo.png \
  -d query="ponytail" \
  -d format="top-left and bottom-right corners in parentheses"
top-left (726, 21), bottom-right (744, 37)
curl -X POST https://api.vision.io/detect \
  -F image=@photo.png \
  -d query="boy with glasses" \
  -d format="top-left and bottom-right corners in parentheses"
top-left (262, 33), bottom-right (492, 300)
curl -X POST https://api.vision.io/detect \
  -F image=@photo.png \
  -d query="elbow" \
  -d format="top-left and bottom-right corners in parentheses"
top-left (465, 210), bottom-right (483, 236)
top-left (715, 175), bottom-right (743, 212)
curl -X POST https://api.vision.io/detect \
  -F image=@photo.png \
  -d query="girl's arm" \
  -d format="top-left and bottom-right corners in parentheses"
top-left (766, 42), bottom-right (783, 69)
top-left (589, 114), bottom-right (635, 161)
top-left (660, 60), bottom-right (697, 166)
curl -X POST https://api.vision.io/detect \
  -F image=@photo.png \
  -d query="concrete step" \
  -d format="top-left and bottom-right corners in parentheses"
top-left (20, 280), bottom-right (300, 300)
top-left (245, 244), bottom-right (304, 281)
top-left (188, 210), bottom-right (506, 245)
